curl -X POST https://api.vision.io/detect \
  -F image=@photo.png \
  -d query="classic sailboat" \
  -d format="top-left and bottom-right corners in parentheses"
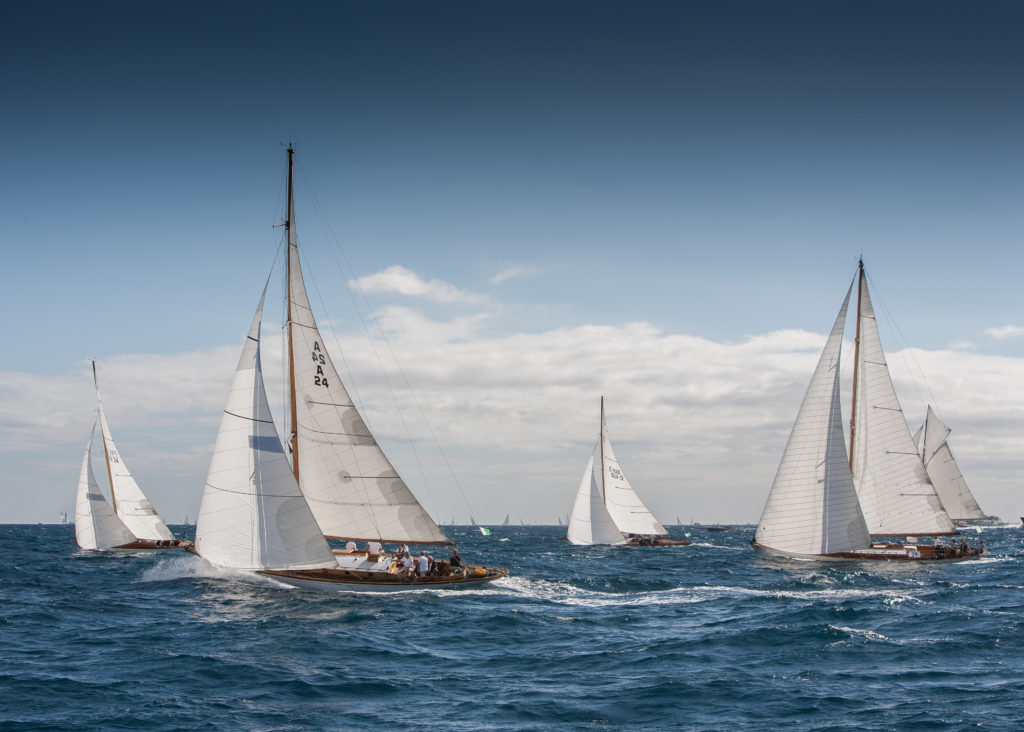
top-left (566, 398), bottom-right (689, 546)
top-left (75, 419), bottom-right (137, 550)
top-left (753, 261), bottom-right (984, 561)
top-left (919, 406), bottom-right (997, 525)
top-left (194, 147), bottom-right (507, 590)
top-left (83, 362), bottom-right (186, 550)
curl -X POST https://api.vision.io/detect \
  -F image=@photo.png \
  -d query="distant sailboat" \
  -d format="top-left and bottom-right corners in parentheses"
top-left (919, 406), bottom-right (997, 525)
top-left (194, 147), bottom-right (507, 590)
top-left (566, 398), bottom-right (689, 546)
top-left (753, 261), bottom-right (983, 561)
top-left (83, 362), bottom-right (186, 550)
top-left (502, 514), bottom-right (510, 526)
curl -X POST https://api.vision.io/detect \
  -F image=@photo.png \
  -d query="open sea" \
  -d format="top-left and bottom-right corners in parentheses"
top-left (2, 523), bottom-right (1022, 730)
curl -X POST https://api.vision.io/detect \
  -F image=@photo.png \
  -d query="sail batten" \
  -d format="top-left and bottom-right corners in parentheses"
top-left (850, 274), bottom-right (955, 537)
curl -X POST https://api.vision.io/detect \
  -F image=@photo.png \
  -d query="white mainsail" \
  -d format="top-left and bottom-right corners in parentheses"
top-left (921, 406), bottom-right (987, 521)
top-left (850, 272), bottom-right (955, 536)
top-left (567, 456), bottom-right (626, 545)
top-left (194, 293), bottom-right (336, 571)
top-left (755, 283), bottom-right (871, 556)
top-left (75, 421), bottom-right (136, 550)
top-left (93, 364), bottom-right (174, 541)
top-left (600, 405), bottom-right (667, 537)
top-left (284, 151), bottom-right (448, 545)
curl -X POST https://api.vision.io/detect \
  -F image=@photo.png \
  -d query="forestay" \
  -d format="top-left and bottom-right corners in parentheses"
top-left (567, 456), bottom-right (625, 545)
top-left (755, 283), bottom-right (870, 556)
top-left (194, 294), bottom-right (336, 571)
top-left (921, 406), bottom-right (986, 521)
top-left (75, 421), bottom-right (136, 550)
top-left (287, 239), bottom-right (449, 545)
top-left (850, 276), bottom-right (955, 536)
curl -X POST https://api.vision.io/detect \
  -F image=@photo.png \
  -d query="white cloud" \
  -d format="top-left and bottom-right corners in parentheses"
top-left (349, 265), bottom-right (484, 304)
top-left (985, 324), bottom-right (1024, 340)
top-left (489, 266), bottom-right (537, 285)
top-left (6, 312), bottom-right (1024, 526)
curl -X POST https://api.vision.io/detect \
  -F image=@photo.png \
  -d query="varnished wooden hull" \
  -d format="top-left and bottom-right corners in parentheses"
top-left (259, 563), bottom-right (509, 592)
top-left (752, 541), bottom-right (986, 562)
top-left (113, 539), bottom-right (192, 551)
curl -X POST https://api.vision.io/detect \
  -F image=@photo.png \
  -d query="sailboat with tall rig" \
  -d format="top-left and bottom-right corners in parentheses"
top-left (753, 260), bottom-right (984, 561)
top-left (192, 146), bottom-right (507, 590)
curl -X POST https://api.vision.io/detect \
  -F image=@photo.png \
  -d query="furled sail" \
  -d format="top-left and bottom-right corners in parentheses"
top-left (600, 408), bottom-right (667, 537)
top-left (286, 203), bottom-right (449, 545)
top-left (921, 406), bottom-right (987, 521)
top-left (850, 274), bottom-right (955, 536)
top-left (75, 421), bottom-right (136, 550)
top-left (94, 365), bottom-right (174, 541)
top-left (755, 283), bottom-right (870, 555)
top-left (567, 456), bottom-right (626, 545)
top-left (194, 293), bottom-right (336, 571)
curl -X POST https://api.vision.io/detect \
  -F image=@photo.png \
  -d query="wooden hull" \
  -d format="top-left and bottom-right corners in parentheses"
top-left (259, 563), bottom-right (509, 592)
top-left (113, 538), bottom-right (192, 551)
top-left (752, 541), bottom-right (986, 562)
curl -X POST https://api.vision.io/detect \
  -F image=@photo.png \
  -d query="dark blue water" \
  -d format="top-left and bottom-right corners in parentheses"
top-left (2, 524), bottom-right (1022, 730)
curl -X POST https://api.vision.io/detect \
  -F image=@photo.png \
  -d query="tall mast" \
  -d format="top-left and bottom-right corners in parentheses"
top-left (599, 396), bottom-right (606, 505)
top-left (92, 360), bottom-right (118, 514)
top-left (848, 258), bottom-right (864, 470)
top-left (286, 145), bottom-right (300, 482)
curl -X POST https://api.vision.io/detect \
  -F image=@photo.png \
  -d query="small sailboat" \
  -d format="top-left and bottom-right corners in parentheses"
top-left (502, 514), bottom-right (510, 526)
top-left (919, 406), bottom-right (999, 526)
top-left (82, 362), bottom-right (186, 550)
top-left (566, 398), bottom-right (689, 546)
top-left (75, 420), bottom-right (137, 550)
top-left (194, 147), bottom-right (507, 590)
top-left (753, 260), bottom-right (984, 561)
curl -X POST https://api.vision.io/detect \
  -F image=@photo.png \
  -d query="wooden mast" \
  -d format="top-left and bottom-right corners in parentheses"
top-left (286, 145), bottom-right (300, 483)
top-left (93, 360), bottom-right (118, 515)
top-left (599, 396), bottom-right (606, 504)
top-left (848, 258), bottom-right (864, 470)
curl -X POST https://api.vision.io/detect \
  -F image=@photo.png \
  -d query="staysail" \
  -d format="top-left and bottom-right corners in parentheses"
top-left (567, 456), bottom-right (626, 545)
top-left (755, 282), bottom-right (871, 556)
top-left (921, 406), bottom-right (987, 521)
top-left (850, 269), bottom-right (955, 537)
top-left (75, 420), bottom-right (136, 550)
top-left (194, 292), bottom-right (337, 571)
top-left (600, 403), bottom-right (667, 537)
top-left (93, 363), bottom-right (174, 541)
top-left (284, 148), bottom-right (449, 545)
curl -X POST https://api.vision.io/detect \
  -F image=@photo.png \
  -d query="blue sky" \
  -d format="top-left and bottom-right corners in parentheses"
top-left (2, 1), bottom-right (1023, 525)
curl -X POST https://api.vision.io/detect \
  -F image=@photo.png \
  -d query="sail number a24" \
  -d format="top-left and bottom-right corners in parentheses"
top-left (311, 341), bottom-right (329, 387)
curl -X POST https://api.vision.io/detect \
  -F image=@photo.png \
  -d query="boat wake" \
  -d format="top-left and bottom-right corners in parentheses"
top-left (139, 553), bottom-right (272, 585)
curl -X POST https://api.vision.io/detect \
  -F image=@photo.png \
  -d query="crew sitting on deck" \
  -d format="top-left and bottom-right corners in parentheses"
top-left (344, 540), bottom-right (357, 551)
top-left (398, 552), bottom-right (414, 577)
top-left (449, 548), bottom-right (462, 573)
top-left (365, 540), bottom-right (382, 556)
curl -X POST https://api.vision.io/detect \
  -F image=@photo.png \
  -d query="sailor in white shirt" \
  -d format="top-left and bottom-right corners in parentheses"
top-left (416, 551), bottom-right (430, 576)
top-left (365, 540), bottom-right (382, 555)
top-left (344, 540), bottom-right (357, 551)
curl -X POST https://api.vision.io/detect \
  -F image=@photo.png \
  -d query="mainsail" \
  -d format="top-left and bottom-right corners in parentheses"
top-left (283, 147), bottom-right (449, 545)
top-left (921, 406), bottom-right (987, 521)
top-left (194, 292), bottom-right (337, 571)
top-left (849, 270), bottom-right (955, 537)
top-left (75, 420), bottom-right (136, 550)
top-left (93, 362), bottom-right (174, 541)
top-left (755, 282), bottom-right (871, 556)
top-left (600, 402), bottom-right (667, 537)
top-left (567, 456), bottom-right (626, 545)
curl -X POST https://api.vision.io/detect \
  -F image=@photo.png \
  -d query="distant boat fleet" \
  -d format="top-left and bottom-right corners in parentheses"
top-left (68, 151), bottom-right (1001, 591)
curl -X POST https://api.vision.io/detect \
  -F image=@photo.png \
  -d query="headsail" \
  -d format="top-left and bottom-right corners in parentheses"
top-left (567, 456), bottom-right (626, 545)
top-left (921, 406), bottom-right (987, 521)
top-left (850, 270), bottom-right (955, 536)
top-left (194, 292), bottom-right (336, 571)
top-left (75, 420), bottom-right (136, 550)
top-left (284, 148), bottom-right (449, 545)
top-left (599, 405), bottom-right (667, 536)
top-left (755, 282), bottom-right (871, 555)
top-left (93, 363), bottom-right (174, 541)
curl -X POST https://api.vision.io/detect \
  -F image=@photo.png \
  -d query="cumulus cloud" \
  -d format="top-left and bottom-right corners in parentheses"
top-left (349, 265), bottom-right (484, 304)
top-left (6, 311), bottom-right (1024, 525)
top-left (984, 324), bottom-right (1024, 340)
